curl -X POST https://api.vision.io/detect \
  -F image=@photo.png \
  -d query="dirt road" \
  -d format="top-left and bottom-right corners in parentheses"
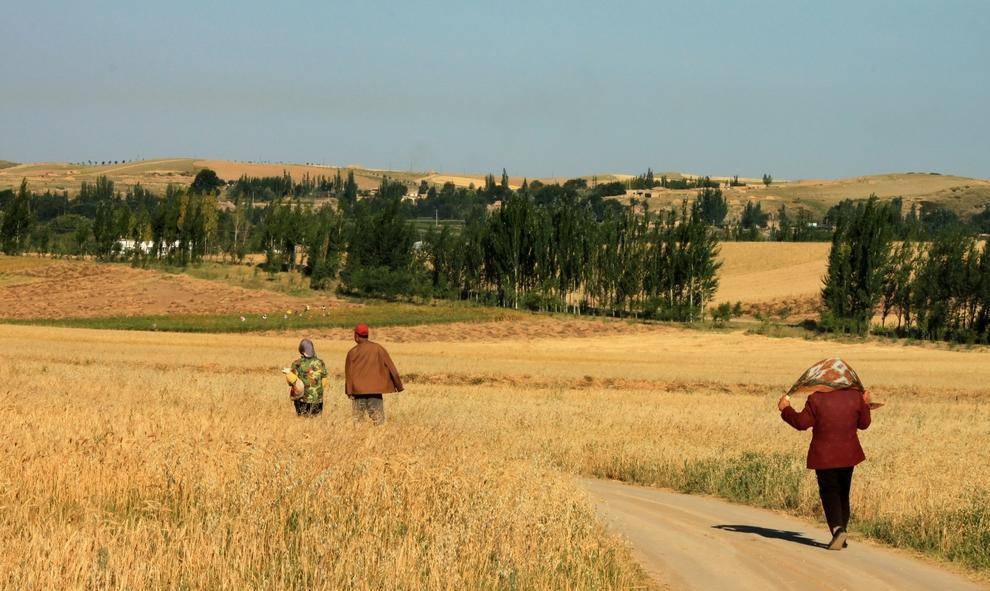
top-left (581, 479), bottom-right (984, 591)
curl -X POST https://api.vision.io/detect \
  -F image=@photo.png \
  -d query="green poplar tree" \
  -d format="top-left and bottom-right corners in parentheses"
top-left (305, 204), bottom-right (345, 290)
top-left (1, 179), bottom-right (33, 255)
top-left (821, 196), bottom-right (896, 334)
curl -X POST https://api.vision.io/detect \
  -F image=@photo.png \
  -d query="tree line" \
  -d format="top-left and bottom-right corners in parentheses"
top-left (419, 186), bottom-right (720, 319)
top-left (0, 176), bottom-right (219, 265)
top-left (10, 167), bottom-right (984, 335)
top-left (0, 169), bottom-right (722, 321)
top-left (257, 174), bottom-right (722, 320)
top-left (820, 196), bottom-right (990, 343)
top-left (626, 168), bottom-right (723, 190)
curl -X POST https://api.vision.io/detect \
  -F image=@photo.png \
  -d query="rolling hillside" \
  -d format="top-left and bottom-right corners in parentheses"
top-left (0, 158), bottom-right (424, 194)
top-left (1, 158), bottom-right (987, 217)
top-left (620, 171), bottom-right (990, 218)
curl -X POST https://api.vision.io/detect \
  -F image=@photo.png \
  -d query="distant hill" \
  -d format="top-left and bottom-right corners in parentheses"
top-left (621, 172), bottom-right (990, 218)
top-left (0, 158), bottom-right (424, 195)
top-left (1, 158), bottom-right (987, 217)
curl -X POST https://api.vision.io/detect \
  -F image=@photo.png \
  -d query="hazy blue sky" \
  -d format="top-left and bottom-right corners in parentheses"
top-left (3, 0), bottom-right (988, 179)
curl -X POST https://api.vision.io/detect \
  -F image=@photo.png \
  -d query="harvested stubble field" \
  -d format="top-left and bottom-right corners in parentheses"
top-left (714, 242), bottom-right (829, 315)
top-left (1, 323), bottom-right (988, 588)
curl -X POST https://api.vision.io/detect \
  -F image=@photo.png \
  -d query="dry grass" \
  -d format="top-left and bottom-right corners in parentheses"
top-left (0, 159), bottom-right (199, 194)
top-left (0, 325), bottom-right (651, 590)
top-left (1, 323), bottom-right (988, 585)
top-left (409, 383), bottom-right (990, 577)
top-left (757, 173), bottom-right (990, 212)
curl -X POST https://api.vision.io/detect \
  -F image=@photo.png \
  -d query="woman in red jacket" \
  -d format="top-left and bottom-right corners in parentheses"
top-left (778, 359), bottom-right (873, 551)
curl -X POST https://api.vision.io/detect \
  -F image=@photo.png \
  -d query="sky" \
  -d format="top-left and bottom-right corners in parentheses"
top-left (3, 0), bottom-right (989, 179)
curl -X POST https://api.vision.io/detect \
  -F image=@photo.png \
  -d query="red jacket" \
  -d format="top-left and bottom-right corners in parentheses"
top-left (781, 389), bottom-right (871, 470)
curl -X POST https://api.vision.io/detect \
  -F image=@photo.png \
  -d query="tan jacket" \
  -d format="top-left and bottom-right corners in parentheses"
top-left (344, 340), bottom-right (404, 396)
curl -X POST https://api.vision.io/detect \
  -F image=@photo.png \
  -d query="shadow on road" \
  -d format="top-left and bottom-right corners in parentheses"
top-left (712, 524), bottom-right (827, 549)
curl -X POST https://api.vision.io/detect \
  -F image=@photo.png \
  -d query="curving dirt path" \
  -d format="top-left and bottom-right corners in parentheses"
top-left (581, 479), bottom-right (985, 591)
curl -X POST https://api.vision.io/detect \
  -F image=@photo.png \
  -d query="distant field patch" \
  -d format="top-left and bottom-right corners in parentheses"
top-left (715, 242), bottom-right (829, 312)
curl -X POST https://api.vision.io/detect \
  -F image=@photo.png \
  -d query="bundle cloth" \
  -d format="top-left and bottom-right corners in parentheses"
top-left (787, 358), bottom-right (865, 397)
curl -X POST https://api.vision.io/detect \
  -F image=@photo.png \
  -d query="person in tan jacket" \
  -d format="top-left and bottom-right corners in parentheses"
top-left (344, 323), bottom-right (403, 425)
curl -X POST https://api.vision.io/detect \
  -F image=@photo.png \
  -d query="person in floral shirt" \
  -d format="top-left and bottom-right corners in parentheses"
top-left (288, 338), bottom-right (328, 416)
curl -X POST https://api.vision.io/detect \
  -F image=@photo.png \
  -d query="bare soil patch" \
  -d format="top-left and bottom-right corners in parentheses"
top-left (0, 257), bottom-right (340, 319)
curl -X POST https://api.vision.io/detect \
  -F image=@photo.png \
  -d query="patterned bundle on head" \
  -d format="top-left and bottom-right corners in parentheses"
top-left (787, 358), bottom-right (865, 397)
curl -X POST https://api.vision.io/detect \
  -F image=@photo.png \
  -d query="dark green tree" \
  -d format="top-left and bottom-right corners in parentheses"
top-left (339, 193), bottom-right (421, 299)
top-left (189, 168), bottom-right (225, 194)
top-left (971, 204), bottom-right (990, 234)
top-left (740, 201), bottom-right (769, 230)
top-left (304, 204), bottom-right (345, 290)
top-left (339, 170), bottom-right (359, 213)
top-left (696, 187), bottom-right (728, 227)
top-left (820, 196), bottom-right (896, 334)
top-left (1, 179), bottom-right (33, 254)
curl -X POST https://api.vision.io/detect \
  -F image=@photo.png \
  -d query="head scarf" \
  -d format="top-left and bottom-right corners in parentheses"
top-left (298, 338), bottom-right (316, 359)
top-left (787, 358), bottom-right (865, 396)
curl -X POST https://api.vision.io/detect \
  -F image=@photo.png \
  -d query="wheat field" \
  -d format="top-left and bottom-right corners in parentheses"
top-left (1, 323), bottom-right (988, 587)
top-left (714, 242), bottom-right (829, 308)
top-left (0, 325), bottom-right (651, 590)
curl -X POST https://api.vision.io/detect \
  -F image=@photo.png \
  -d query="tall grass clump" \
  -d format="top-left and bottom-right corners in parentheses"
top-left (859, 493), bottom-right (990, 571)
top-left (675, 452), bottom-right (806, 510)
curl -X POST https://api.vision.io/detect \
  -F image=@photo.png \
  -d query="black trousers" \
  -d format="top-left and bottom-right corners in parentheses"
top-left (816, 466), bottom-right (854, 531)
top-left (293, 400), bottom-right (324, 417)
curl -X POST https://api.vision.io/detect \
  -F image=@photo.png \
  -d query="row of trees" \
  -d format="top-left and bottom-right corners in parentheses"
top-left (626, 169), bottom-right (774, 190)
top-left (255, 176), bottom-right (721, 319)
top-left (0, 176), bottom-right (218, 263)
top-left (1, 171), bottom-right (723, 320)
top-left (627, 169), bottom-right (723, 190)
top-left (702, 194), bottom-right (987, 243)
top-left (228, 169), bottom-right (359, 205)
top-left (419, 191), bottom-right (720, 318)
top-left (820, 197), bottom-right (990, 343)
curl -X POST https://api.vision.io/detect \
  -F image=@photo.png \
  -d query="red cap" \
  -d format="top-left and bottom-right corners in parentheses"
top-left (354, 323), bottom-right (369, 337)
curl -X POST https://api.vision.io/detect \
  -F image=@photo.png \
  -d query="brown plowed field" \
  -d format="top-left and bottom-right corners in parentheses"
top-left (0, 257), bottom-right (339, 319)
